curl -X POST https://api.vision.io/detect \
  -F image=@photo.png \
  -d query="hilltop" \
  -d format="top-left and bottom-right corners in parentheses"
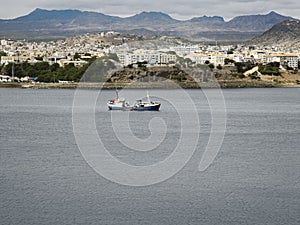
top-left (251, 20), bottom-right (300, 48)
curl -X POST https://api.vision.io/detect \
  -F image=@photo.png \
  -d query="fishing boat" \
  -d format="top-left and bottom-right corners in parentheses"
top-left (132, 92), bottom-right (160, 111)
top-left (107, 89), bottom-right (131, 110)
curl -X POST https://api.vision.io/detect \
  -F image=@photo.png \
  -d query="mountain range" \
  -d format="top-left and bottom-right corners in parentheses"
top-left (0, 8), bottom-right (298, 41)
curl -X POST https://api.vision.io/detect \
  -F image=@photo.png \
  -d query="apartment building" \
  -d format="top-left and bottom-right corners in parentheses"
top-left (266, 53), bottom-right (299, 69)
top-left (117, 52), bottom-right (176, 66)
top-left (210, 54), bottom-right (226, 66)
top-left (185, 53), bottom-right (226, 66)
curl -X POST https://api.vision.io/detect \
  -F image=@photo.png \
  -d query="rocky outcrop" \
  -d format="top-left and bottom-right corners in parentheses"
top-left (109, 67), bottom-right (197, 83)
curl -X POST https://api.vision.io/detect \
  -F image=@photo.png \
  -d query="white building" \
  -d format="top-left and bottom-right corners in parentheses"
top-left (1, 39), bottom-right (8, 46)
top-left (0, 56), bottom-right (31, 65)
top-left (117, 51), bottom-right (176, 66)
top-left (171, 45), bottom-right (201, 56)
top-left (210, 54), bottom-right (226, 66)
top-left (185, 53), bottom-right (210, 65)
top-left (250, 50), bottom-right (267, 62)
top-left (185, 53), bottom-right (226, 66)
top-left (266, 53), bottom-right (299, 69)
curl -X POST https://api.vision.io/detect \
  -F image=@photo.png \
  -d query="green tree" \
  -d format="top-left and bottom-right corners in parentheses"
top-left (50, 63), bottom-right (60, 72)
top-left (208, 64), bottom-right (215, 70)
top-left (234, 61), bottom-right (255, 73)
top-left (0, 51), bottom-right (7, 57)
top-left (249, 72), bottom-right (261, 80)
top-left (74, 52), bottom-right (81, 60)
top-left (227, 49), bottom-right (234, 54)
top-left (258, 62), bottom-right (280, 76)
top-left (234, 62), bottom-right (244, 73)
top-left (224, 58), bottom-right (235, 65)
top-left (173, 73), bottom-right (187, 82)
top-left (33, 62), bottom-right (50, 71)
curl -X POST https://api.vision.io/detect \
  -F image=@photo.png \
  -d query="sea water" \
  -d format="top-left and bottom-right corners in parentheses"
top-left (0, 88), bottom-right (299, 225)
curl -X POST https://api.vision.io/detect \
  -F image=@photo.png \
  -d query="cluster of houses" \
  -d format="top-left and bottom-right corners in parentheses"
top-left (0, 55), bottom-right (90, 68)
top-left (184, 51), bottom-right (299, 69)
top-left (0, 33), bottom-right (299, 83)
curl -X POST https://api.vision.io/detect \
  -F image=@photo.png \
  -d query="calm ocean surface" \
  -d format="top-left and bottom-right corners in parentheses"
top-left (0, 88), bottom-right (299, 225)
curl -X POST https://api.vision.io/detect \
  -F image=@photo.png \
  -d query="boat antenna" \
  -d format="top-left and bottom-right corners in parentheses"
top-left (115, 87), bottom-right (119, 99)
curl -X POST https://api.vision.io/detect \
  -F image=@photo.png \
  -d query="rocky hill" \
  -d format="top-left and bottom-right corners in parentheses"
top-left (251, 20), bottom-right (300, 47)
top-left (225, 11), bottom-right (295, 30)
top-left (0, 8), bottom-right (298, 41)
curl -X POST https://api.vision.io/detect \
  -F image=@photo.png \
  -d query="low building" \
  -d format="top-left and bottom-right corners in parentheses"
top-left (0, 39), bottom-right (8, 46)
top-left (0, 56), bottom-right (31, 65)
top-left (0, 75), bottom-right (11, 82)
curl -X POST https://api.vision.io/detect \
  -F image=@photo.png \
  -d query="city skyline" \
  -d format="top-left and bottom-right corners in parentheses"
top-left (0, 0), bottom-right (300, 21)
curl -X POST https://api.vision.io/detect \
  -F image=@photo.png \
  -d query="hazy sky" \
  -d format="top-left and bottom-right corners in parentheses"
top-left (0, 0), bottom-right (299, 20)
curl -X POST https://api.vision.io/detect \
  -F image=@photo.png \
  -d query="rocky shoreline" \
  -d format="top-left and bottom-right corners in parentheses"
top-left (1, 80), bottom-right (299, 89)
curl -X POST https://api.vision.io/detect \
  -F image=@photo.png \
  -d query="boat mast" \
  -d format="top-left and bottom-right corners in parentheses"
top-left (147, 90), bottom-right (150, 102)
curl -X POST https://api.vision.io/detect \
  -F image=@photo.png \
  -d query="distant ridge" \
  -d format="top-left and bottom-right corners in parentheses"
top-left (189, 15), bottom-right (224, 23)
top-left (0, 8), bottom-right (298, 41)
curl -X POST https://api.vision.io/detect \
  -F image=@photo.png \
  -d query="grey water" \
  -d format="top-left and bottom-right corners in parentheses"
top-left (0, 88), bottom-right (299, 225)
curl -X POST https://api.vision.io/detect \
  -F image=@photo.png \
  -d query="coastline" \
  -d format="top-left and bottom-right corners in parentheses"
top-left (0, 80), bottom-right (299, 89)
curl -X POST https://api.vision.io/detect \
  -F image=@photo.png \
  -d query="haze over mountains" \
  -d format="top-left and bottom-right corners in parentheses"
top-left (0, 8), bottom-right (298, 41)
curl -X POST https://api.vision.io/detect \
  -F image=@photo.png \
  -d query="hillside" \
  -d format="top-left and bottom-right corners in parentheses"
top-left (251, 20), bottom-right (300, 47)
top-left (0, 8), bottom-right (298, 41)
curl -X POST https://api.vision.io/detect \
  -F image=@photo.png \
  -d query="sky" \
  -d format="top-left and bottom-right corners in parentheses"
top-left (0, 0), bottom-right (299, 21)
